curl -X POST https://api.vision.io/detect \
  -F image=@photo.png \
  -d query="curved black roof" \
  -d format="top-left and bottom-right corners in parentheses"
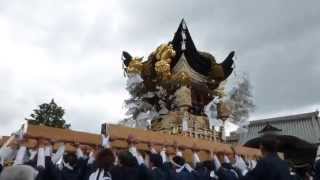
top-left (171, 20), bottom-right (212, 76)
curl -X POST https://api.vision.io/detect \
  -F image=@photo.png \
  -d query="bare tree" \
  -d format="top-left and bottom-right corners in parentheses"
top-left (226, 73), bottom-right (255, 131)
top-left (120, 74), bottom-right (158, 128)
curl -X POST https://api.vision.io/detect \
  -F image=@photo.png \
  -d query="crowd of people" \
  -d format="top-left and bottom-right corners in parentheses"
top-left (0, 134), bottom-right (319, 180)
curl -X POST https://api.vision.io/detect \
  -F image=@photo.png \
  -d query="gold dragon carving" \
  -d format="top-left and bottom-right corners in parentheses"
top-left (153, 43), bottom-right (176, 80)
top-left (127, 57), bottom-right (144, 74)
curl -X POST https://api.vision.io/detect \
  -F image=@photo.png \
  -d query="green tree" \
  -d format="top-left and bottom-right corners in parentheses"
top-left (26, 99), bottom-right (70, 129)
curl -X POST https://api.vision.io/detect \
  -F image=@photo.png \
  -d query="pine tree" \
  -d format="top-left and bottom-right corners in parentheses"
top-left (26, 99), bottom-right (70, 129)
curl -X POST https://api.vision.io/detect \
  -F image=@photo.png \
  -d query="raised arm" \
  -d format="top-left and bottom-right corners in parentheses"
top-left (211, 152), bottom-right (221, 171)
top-left (160, 147), bottom-right (168, 163)
top-left (36, 140), bottom-right (46, 169)
top-left (234, 155), bottom-right (249, 176)
top-left (239, 159), bottom-right (264, 180)
top-left (101, 135), bottom-right (111, 149)
top-left (148, 142), bottom-right (157, 154)
top-left (51, 142), bottom-right (65, 164)
top-left (1, 142), bottom-right (17, 162)
top-left (13, 141), bottom-right (27, 166)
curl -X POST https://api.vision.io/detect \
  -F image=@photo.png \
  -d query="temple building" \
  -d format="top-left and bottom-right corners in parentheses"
top-left (122, 20), bottom-right (235, 142)
top-left (239, 111), bottom-right (320, 165)
top-left (240, 111), bottom-right (320, 144)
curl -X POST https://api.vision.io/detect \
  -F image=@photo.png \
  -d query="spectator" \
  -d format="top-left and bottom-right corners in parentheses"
top-left (88, 148), bottom-right (114, 180)
top-left (240, 136), bottom-right (291, 180)
top-left (0, 165), bottom-right (38, 180)
top-left (149, 153), bottom-right (166, 180)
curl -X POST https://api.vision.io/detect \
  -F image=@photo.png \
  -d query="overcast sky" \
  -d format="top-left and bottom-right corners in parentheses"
top-left (0, 0), bottom-right (319, 135)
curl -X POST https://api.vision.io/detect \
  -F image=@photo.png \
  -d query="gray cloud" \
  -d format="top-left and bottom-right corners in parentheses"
top-left (114, 0), bottom-right (320, 118)
top-left (0, 0), bottom-right (319, 134)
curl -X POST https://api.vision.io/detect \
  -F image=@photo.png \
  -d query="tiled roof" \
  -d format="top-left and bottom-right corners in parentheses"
top-left (250, 111), bottom-right (319, 125)
top-left (240, 111), bottom-right (320, 144)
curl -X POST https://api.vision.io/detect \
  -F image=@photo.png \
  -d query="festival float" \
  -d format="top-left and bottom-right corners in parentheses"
top-left (1, 20), bottom-right (261, 163)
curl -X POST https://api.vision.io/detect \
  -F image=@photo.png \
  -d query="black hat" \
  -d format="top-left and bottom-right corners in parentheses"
top-left (149, 154), bottom-right (163, 168)
top-left (171, 156), bottom-right (185, 167)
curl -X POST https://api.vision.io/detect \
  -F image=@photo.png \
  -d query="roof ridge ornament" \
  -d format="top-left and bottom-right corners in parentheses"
top-left (181, 20), bottom-right (187, 51)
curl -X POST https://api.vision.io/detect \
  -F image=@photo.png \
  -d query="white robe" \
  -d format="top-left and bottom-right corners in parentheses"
top-left (89, 169), bottom-right (112, 180)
